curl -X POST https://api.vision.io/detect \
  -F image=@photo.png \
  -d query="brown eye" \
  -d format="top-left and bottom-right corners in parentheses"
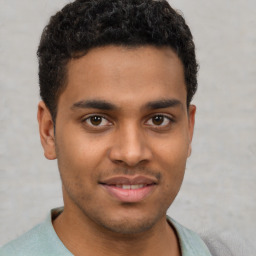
top-left (83, 115), bottom-right (112, 128)
top-left (145, 114), bottom-right (172, 128)
top-left (90, 116), bottom-right (102, 126)
top-left (152, 115), bottom-right (164, 125)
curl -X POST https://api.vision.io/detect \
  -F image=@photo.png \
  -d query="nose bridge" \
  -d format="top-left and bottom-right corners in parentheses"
top-left (109, 121), bottom-right (151, 166)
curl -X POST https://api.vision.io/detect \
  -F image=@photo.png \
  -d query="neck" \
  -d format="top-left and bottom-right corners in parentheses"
top-left (53, 206), bottom-right (181, 256)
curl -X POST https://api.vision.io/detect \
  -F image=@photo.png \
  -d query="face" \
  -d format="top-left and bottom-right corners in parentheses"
top-left (38, 46), bottom-right (195, 235)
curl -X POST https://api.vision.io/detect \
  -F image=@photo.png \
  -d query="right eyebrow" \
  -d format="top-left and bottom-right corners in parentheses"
top-left (71, 99), bottom-right (118, 111)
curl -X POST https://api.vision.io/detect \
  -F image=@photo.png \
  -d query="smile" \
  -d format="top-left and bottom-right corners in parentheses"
top-left (114, 184), bottom-right (147, 189)
top-left (100, 175), bottom-right (157, 202)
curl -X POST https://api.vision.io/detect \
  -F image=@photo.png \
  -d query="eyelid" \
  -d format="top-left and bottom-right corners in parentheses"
top-left (82, 114), bottom-right (113, 127)
top-left (81, 113), bottom-right (174, 129)
top-left (144, 113), bottom-right (174, 127)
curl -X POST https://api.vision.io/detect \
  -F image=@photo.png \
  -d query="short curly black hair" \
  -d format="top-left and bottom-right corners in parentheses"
top-left (37, 0), bottom-right (198, 122)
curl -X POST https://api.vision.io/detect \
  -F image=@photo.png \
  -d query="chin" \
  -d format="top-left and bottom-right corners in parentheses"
top-left (90, 208), bottom-right (165, 235)
top-left (99, 218), bottom-right (157, 234)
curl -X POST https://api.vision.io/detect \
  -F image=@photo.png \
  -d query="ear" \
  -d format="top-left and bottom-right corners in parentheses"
top-left (37, 101), bottom-right (57, 160)
top-left (187, 104), bottom-right (196, 157)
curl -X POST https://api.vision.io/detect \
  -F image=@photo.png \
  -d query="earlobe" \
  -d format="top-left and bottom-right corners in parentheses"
top-left (37, 101), bottom-right (57, 160)
top-left (187, 105), bottom-right (196, 158)
top-left (187, 144), bottom-right (192, 157)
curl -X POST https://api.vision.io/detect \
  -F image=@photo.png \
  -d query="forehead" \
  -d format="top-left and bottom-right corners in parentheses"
top-left (59, 45), bottom-right (186, 110)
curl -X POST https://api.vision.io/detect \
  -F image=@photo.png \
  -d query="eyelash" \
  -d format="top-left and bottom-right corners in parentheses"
top-left (145, 114), bottom-right (174, 128)
top-left (82, 114), bottom-right (174, 130)
top-left (82, 115), bottom-right (112, 127)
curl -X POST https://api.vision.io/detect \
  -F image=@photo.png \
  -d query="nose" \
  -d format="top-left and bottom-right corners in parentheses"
top-left (108, 124), bottom-right (152, 167)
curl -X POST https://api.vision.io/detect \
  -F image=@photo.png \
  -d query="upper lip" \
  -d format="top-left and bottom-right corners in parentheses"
top-left (100, 175), bottom-right (158, 185)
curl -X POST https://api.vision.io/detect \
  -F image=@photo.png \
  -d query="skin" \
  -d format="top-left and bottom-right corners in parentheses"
top-left (38, 45), bottom-right (196, 256)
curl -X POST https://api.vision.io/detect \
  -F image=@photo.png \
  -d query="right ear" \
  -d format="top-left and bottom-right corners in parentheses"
top-left (37, 101), bottom-right (57, 160)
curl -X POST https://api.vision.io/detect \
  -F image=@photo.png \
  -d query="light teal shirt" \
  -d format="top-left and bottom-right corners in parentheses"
top-left (0, 208), bottom-right (212, 256)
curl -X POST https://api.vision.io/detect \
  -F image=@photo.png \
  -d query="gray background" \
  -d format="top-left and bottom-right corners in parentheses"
top-left (0, 0), bottom-right (255, 250)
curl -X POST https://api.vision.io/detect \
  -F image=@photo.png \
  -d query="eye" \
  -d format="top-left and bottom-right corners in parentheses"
top-left (145, 115), bottom-right (172, 127)
top-left (83, 115), bottom-right (111, 127)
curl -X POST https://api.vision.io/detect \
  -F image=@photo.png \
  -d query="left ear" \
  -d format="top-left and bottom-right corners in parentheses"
top-left (187, 105), bottom-right (196, 157)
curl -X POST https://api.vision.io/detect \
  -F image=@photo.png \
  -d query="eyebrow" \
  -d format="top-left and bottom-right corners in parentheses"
top-left (71, 98), bottom-right (183, 111)
top-left (71, 100), bottom-right (117, 111)
top-left (145, 99), bottom-right (183, 110)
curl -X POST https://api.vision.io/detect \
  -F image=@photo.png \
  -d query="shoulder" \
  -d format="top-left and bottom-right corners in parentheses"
top-left (167, 217), bottom-right (212, 256)
top-left (0, 221), bottom-right (49, 256)
top-left (0, 209), bottom-right (72, 256)
top-left (200, 230), bottom-right (255, 256)
top-left (168, 217), bottom-right (255, 256)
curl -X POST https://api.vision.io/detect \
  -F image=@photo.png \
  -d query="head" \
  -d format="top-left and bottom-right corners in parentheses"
top-left (38, 0), bottom-right (198, 123)
top-left (37, 0), bottom-right (198, 236)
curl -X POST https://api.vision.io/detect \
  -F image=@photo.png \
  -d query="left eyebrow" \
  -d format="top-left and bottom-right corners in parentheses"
top-left (145, 99), bottom-right (183, 110)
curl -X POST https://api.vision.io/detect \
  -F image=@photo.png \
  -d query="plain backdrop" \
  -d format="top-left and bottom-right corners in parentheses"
top-left (0, 0), bottom-right (255, 250)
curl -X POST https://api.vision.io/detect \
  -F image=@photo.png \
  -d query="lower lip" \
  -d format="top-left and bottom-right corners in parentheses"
top-left (102, 185), bottom-right (156, 203)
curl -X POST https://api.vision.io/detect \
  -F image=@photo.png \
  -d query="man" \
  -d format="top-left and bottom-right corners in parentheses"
top-left (0, 0), bottom-right (212, 255)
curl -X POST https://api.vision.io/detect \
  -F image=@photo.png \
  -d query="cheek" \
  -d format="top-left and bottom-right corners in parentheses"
top-left (55, 127), bottom-right (111, 183)
top-left (154, 133), bottom-right (190, 167)
top-left (153, 134), bottom-right (189, 189)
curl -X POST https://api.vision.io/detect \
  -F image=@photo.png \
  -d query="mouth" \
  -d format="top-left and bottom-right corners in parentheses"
top-left (114, 184), bottom-right (148, 189)
top-left (99, 175), bottom-right (157, 203)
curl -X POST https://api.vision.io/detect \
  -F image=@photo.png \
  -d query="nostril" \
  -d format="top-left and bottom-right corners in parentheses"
top-left (108, 132), bottom-right (153, 166)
